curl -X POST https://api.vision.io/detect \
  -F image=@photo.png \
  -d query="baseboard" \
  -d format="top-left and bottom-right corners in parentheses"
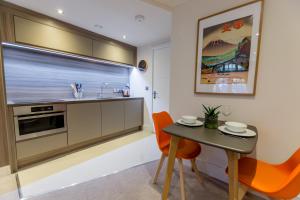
top-left (0, 165), bottom-right (11, 177)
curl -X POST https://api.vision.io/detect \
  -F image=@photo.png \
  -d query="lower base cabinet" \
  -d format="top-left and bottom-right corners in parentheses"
top-left (67, 103), bottom-right (101, 145)
top-left (16, 133), bottom-right (67, 159)
top-left (101, 99), bottom-right (143, 136)
top-left (15, 98), bottom-right (143, 166)
top-left (101, 101), bottom-right (125, 136)
top-left (125, 99), bottom-right (143, 129)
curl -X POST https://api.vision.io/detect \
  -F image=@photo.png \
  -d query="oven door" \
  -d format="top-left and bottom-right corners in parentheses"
top-left (14, 112), bottom-right (67, 141)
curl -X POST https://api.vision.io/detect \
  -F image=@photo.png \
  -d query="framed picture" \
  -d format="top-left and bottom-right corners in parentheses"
top-left (194, 0), bottom-right (263, 95)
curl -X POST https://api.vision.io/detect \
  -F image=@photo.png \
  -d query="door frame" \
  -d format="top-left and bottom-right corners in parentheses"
top-left (151, 43), bottom-right (170, 115)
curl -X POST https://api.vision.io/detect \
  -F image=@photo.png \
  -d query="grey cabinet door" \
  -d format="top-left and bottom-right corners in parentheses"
top-left (101, 101), bottom-right (125, 136)
top-left (67, 103), bottom-right (101, 145)
top-left (125, 99), bottom-right (143, 129)
top-left (93, 39), bottom-right (135, 66)
top-left (14, 16), bottom-right (93, 56)
top-left (16, 133), bottom-right (67, 159)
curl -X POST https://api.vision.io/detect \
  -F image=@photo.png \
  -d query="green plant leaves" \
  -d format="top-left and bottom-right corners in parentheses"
top-left (202, 104), bottom-right (221, 118)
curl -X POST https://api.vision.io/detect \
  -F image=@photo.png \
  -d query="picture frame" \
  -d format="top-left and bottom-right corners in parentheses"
top-left (194, 0), bottom-right (264, 95)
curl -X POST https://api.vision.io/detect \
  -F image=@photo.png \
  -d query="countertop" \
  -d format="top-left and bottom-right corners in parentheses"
top-left (7, 96), bottom-right (144, 107)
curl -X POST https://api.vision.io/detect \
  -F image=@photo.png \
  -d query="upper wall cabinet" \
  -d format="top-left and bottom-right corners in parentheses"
top-left (93, 39), bottom-right (136, 66)
top-left (1, 2), bottom-right (137, 66)
top-left (14, 16), bottom-right (93, 56)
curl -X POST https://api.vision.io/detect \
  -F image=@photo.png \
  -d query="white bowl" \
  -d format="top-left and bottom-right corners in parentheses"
top-left (225, 122), bottom-right (247, 133)
top-left (182, 115), bottom-right (197, 124)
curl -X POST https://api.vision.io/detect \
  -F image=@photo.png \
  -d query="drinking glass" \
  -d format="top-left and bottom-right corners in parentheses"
top-left (222, 105), bottom-right (232, 120)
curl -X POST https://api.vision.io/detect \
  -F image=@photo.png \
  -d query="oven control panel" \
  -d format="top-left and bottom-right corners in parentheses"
top-left (31, 106), bottom-right (53, 113)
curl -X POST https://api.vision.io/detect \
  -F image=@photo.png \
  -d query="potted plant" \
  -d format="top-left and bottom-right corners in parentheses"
top-left (202, 105), bottom-right (221, 129)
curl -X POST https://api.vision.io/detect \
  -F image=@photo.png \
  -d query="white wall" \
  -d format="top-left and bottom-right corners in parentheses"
top-left (171, 0), bottom-right (300, 184)
top-left (130, 45), bottom-right (154, 131)
top-left (130, 42), bottom-right (170, 131)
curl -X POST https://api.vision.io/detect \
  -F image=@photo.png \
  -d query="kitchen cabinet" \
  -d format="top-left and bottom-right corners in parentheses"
top-left (14, 16), bottom-right (93, 56)
top-left (125, 99), bottom-right (143, 129)
top-left (67, 103), bottom-right (101, 145)
top-left (101, 101), bottom-right (125, 136)
top-left (13, 15), bottom-right (136, 66)
top-left (16, 133), bottom-right (67, 159)
top-left (14, 98), bottom-right (143, 167)
top-left (93, 39), bottom-right (136, 66)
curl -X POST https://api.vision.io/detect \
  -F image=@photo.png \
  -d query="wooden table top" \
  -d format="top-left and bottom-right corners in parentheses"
top-left (163, 121), bottom-right (258, 154)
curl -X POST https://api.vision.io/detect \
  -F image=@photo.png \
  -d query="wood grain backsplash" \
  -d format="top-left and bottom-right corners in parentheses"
top-left (3, 47), bottom-right (130, 102)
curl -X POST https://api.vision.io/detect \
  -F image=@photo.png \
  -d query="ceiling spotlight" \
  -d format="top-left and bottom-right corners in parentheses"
top-left (135, 14), bottom-right (145, 23)
top-left (57, 9), bottom-right (64, 14)
top-left (94, 24), bottom-right (103, 29)
top-left (122, 35), bottom-right (127, 39)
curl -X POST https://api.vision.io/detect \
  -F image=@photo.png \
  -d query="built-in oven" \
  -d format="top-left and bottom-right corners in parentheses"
top-left (13, 104), bottom-right (67, 142)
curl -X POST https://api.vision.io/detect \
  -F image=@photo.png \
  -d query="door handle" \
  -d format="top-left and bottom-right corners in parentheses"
top-left (153, 91), bottom-right (157, 99)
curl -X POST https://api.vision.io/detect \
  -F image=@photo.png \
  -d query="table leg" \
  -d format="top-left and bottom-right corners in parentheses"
top-left (162, 136), bottom-right (180, 200)
top-left (226, 150), bottom-right (239, 200)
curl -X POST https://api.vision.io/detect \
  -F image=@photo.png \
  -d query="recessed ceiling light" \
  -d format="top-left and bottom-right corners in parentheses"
top-left (57, 9), bottom-right (64, 14)
top-left (122, 35), bottom-right (127, 39)
top-left (94, 24), bottom-right (103, 29)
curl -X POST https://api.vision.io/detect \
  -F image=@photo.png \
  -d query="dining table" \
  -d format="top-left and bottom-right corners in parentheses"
top-left (161, 120), bottom-right (258, 200)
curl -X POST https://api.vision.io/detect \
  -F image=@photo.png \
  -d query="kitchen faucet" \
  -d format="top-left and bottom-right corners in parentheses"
top-left (99, 82), bottom-right (109, 98)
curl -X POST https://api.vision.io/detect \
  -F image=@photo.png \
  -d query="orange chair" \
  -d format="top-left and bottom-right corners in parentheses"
top-left (232, 148), bottom-right (300, 200)
top-left (152, 111), bottom-right (202, 200)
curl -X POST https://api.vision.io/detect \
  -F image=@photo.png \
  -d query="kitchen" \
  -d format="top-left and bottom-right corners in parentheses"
top-left (0, 1), bottom-right (149, 173)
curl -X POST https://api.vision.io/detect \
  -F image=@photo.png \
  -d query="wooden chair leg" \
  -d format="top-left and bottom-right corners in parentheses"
top-left (162, 136), bottom-right (180, 200)
top-left (238, 184), bottom-right (248, 200)
top-left (153, 153), bottom-right (166, 184)
top-left (178, 159), bottom-right (186, 200)
top-left (191, 159), bottom-right (202, 183)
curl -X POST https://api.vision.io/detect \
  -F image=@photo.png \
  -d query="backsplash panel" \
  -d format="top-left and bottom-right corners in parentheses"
top-left (3, 47), bottom-right (130, 102)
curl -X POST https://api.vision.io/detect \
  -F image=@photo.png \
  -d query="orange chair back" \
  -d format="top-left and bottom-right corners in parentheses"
top-left (276, 147), bottom-right (300, 199)
top-left (152, 111), bottom-right (173, 151)
top-left (282, 147), bottom-right (300, 171)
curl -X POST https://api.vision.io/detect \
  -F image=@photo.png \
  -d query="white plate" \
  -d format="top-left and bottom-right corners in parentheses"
top-left (218, 126), bottom-right (256, 137)
top-left (176, 119), bottom-right (203, 127)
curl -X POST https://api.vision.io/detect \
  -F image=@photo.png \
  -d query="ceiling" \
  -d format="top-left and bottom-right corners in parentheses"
top-left (143, 0), bottom-right (190, 9)
top-left (4, 0), bottom-right (173, 47)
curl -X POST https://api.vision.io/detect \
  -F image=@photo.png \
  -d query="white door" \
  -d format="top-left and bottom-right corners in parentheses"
top-left (152, 46), bottom-right (170, 113)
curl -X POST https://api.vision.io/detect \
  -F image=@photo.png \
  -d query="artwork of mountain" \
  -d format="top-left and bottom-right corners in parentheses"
top-left (202, 39), bottom-right (237, 57)
top-left (237, 36), bottom-right (251, 56)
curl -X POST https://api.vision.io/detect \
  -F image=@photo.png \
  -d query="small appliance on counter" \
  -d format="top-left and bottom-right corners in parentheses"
top-left (122, 85), bottom-right (130, 97)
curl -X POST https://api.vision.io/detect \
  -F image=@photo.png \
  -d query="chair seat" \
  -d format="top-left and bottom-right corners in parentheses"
top-left (161, 139), bottom-right (201, 160)
top-left (238, 157), bottom-right (290, 194)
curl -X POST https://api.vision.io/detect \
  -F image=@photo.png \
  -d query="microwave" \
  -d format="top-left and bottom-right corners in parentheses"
top-left (13, 104), bottom-right (67, 142)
